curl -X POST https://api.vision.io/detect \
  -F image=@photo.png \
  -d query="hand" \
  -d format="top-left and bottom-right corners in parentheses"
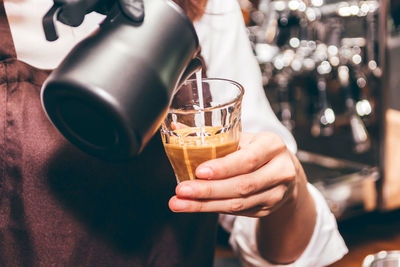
top-left (169, 131), bottom-right (316, 263)
top-left (43, 0), bottom-right (144, 41)
top-left (168, 132), bottom-right (299, 217)
top-left (55, 0), bottom-right (144, 26)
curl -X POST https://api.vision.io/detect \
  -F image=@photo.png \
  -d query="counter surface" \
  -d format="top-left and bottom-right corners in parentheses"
top-left (329, 209), bottom-right (400, 266)
top-left (216, 209), bottom-right (400, 266)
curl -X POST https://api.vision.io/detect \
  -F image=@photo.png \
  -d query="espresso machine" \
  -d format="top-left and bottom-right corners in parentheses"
top-left (243, 0), bottom-right (386, 219)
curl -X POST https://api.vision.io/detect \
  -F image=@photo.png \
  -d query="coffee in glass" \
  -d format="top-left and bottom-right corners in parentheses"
top-left (161, 77), bottom-right (244, 183)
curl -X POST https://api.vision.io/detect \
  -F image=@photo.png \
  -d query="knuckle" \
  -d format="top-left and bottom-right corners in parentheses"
top-left (259, 205), bottom-right (271, 212)
top-left (285, 168), bottom-right (296, 182)
top-left (284, 163), bottom-right (297, 181)
top-left (203, 183), bottom-right (213, 198)
top-left (277, 158), bottom-right (296, 182)
top-left (266, 132), bottom-right (282, 144)
top-left (270, 134), bottom-right (287, 151)
top-left (196, 201), bottom-right (205, 212)
top-left (252, 205), bottom-right (271, 217)
top-left (229, 198), bottom-right (245, 213)
top-left (257, 210), bottom-right (271, 217)
top-left (245, 153), bottom-right (258, 170)
top-left (257, 134), bottom-right (272, 148)
top-left (265, 186), bottom-right (286, 205)
top-left (272, 187), bottom-right (286, 203)
top-left (274, 133), bottom-right (285, 145)
top-left (258, 132), bottom-right (287, 155)
top-left (236, 180), bottom-right (256, 197)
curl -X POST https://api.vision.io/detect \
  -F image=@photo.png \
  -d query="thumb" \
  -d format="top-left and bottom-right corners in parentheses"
top-left (55, 0), bottom-right (97, 27)
top-left (119, 0), bottom-right (145, 22)
top-left (119, 0), bottom-right (144, 22)
top-left (57, 7), bottom-right (85, 27)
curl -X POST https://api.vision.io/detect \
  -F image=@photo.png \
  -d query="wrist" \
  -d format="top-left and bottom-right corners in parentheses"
top-left (256, 163), bottom-right (316, 264)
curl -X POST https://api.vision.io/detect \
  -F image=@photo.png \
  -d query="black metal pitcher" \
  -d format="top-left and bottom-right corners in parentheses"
top-left (41, 0), bottom-right (201, 161)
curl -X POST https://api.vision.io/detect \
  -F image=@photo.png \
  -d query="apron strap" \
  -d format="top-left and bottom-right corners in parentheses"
top-left (0, 0), bottom-right (17, 60)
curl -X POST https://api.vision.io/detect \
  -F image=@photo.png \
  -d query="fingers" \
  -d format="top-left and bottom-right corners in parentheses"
top-left (169, 131), bottom-right (298, 217)
top-left (171, 122), bottom-right (188, 130)
top-left (196, 132), bottom-right (287, 180)
top-left (169, 183), bottom-right (290, 217)
top-left (56, 0), bottom-right (89, 27)
top-left (177, 151), bottom-right (296, 200)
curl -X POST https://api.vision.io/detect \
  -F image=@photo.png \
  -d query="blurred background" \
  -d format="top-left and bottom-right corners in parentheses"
top-left (215, 0), bottom-right (400, 265)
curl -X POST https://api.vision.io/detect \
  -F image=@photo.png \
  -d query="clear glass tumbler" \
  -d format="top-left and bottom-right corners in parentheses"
top-left (161, 78), bottom-right (244, 183)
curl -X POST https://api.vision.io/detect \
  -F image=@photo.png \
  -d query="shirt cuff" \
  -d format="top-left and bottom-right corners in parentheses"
top-left (227, 183), bottom-right (348, 267)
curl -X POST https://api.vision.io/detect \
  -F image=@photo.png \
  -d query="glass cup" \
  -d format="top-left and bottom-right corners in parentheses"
top-left (160, 78), bottom-right (244, 183)
top-left (362, 251), bottom-right (400, 267)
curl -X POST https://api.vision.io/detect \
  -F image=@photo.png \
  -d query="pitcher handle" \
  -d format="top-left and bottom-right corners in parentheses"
top-left (43, 3), bottom-right (62, 41)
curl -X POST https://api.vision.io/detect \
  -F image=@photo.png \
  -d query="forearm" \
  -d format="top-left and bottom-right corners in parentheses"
top-left (256, 157), bottom-right (316, 264)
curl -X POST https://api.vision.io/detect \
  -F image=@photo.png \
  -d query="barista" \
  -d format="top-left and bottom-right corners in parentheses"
top-left (0, 0), bottom-right (347, 266)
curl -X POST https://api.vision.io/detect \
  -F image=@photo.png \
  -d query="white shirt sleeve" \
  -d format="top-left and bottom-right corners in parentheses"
top-left (220, 184), bottom-right (348, 267)
top-left (195, 0), bottom-right (348, 266)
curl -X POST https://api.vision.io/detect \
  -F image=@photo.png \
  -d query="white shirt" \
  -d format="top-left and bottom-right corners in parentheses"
top-left (4, 0), bottom-right (348, 266)
top-left (196, 2), bottom-right (347, 266)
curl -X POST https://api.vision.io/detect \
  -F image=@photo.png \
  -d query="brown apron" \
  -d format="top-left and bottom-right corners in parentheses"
top-left (0, 2), bottom-right (218, 266)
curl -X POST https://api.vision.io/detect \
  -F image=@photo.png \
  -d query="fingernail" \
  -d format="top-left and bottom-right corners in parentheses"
top-left (172, 199), bottom-right (189, 211)
top-left (177, 185), bottom-right (193, 197)
top-left (196, 167), bottom-right (213, 178)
